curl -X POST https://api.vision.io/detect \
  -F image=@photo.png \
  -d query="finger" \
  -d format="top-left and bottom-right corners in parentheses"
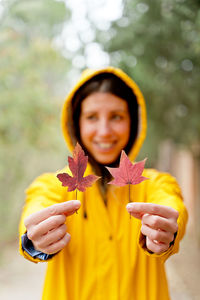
top-left (44, 233), bottom-right (71, 255)
top-left (141, 224), bottom-right (175, 244)
top-left (25, 200), bottom-right (81, 226)
top-left (27, 214), bottom-right (67, 241)
top-left (146, 237), bottom-right (169, 254)
top-left (37, 214), bottom-right (67, 237)
top-left (142, 214), bottom-right (178, 233)
top-left (35, 223), bottom-right (67, 249)
top-left (126, 202), bottom-right (179, 220)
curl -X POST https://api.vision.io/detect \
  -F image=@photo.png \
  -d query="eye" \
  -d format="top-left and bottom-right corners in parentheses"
top-left (111, 114), bottom-right (123, 121)
top-left (86, 114), bottom-right (97, 121)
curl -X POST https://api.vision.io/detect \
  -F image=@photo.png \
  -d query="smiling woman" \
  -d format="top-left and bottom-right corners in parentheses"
top-left (19, 67), bottom-right (188, 300)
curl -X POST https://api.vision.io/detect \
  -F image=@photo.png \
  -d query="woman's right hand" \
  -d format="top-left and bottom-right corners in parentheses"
top-left (24, 200), bottom-right (81, 255)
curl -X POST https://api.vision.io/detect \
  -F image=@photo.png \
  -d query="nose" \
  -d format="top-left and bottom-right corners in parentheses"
top-left (97, 119), bottom-right (112, 137)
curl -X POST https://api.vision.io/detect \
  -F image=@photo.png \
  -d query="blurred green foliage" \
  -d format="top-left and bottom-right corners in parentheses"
top-left (1, 0), bottom-right (200, 245)
top-left (0, 0), bottom-right (71, 243)
top-left (95, 0), bottom-right (200, 163)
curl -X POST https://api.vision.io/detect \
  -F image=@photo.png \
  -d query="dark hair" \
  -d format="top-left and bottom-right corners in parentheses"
top-left (71, 73), bottom-right (138, 157)
top-left (70, 73), bottom-right (139, 198)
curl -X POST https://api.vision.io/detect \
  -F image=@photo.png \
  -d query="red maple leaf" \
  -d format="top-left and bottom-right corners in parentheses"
top-left (57, 143), bottom-right (99, 192)
top-left (106, 150), bottom-right (148, 186)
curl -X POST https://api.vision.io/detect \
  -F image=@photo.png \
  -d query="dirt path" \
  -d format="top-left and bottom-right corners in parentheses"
top-left (166, 234), bottom-right (200, 300)
top-left (0, 244), bottom-right (46, 300)
top-left (0, 235), bottom-right (199, 300)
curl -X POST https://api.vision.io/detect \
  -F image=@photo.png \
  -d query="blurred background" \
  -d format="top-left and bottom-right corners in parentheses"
top-left (0, 0), bottom-right (199, 299)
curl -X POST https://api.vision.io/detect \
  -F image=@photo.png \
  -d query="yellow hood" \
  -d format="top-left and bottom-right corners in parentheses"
top-left (61, 66), bottom-right (147, 162)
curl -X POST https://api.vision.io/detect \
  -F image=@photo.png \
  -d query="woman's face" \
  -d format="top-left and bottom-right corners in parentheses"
top-left (79, 92), bottom-right (131, 165)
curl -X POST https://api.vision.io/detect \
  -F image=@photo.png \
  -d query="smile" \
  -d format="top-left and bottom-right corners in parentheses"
top-left (94, 142), bottom-right (116, 150)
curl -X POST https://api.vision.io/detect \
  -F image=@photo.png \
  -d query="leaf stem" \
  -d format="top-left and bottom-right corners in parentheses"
top-left (75, 189), bottom-right (78, 214)
top-left (129, 184), bottom-right (131, 219)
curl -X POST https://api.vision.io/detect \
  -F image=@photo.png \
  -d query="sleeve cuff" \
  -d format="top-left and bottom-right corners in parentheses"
top-left (21, 233), bottom-right (54, 261)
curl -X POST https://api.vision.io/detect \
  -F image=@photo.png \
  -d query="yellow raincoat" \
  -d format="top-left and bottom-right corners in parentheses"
top-left (19, 67), bottom-right (188, 300)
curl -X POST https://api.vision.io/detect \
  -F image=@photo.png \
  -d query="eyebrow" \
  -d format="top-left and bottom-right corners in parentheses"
top-left (82, 109), bottom-right (127, 114)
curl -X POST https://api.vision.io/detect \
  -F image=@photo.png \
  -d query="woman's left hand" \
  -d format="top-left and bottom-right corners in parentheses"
top-left (126, 202), bottom-right (179, 254)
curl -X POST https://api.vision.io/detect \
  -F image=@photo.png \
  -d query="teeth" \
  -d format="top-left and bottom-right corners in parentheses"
top-left (98, 143), bottom-right (113, 149)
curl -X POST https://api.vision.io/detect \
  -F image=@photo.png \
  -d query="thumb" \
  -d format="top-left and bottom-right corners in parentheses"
top-left (25, 200), bottom-right (81, 227)
top-left (126, 203), bottom-right (144, 220)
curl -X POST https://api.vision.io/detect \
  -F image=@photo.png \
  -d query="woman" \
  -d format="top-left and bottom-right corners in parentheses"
top-left (19, 67), bottom-right (188, 300)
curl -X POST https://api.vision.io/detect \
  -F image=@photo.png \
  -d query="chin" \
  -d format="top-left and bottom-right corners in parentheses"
top-left (95, 156), bottom-right (117, 165)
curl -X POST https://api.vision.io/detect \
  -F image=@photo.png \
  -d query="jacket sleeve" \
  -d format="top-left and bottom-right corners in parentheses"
top-left (19, 172), bottom-right (67, 263)
top-left (138, 169), bottom-right (188, 262)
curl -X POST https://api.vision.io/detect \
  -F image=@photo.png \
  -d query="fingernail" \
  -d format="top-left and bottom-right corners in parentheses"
top-left (73, 200), bottom-right (81, 208)
top-left (126, 203), bottom-right (132, 210)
